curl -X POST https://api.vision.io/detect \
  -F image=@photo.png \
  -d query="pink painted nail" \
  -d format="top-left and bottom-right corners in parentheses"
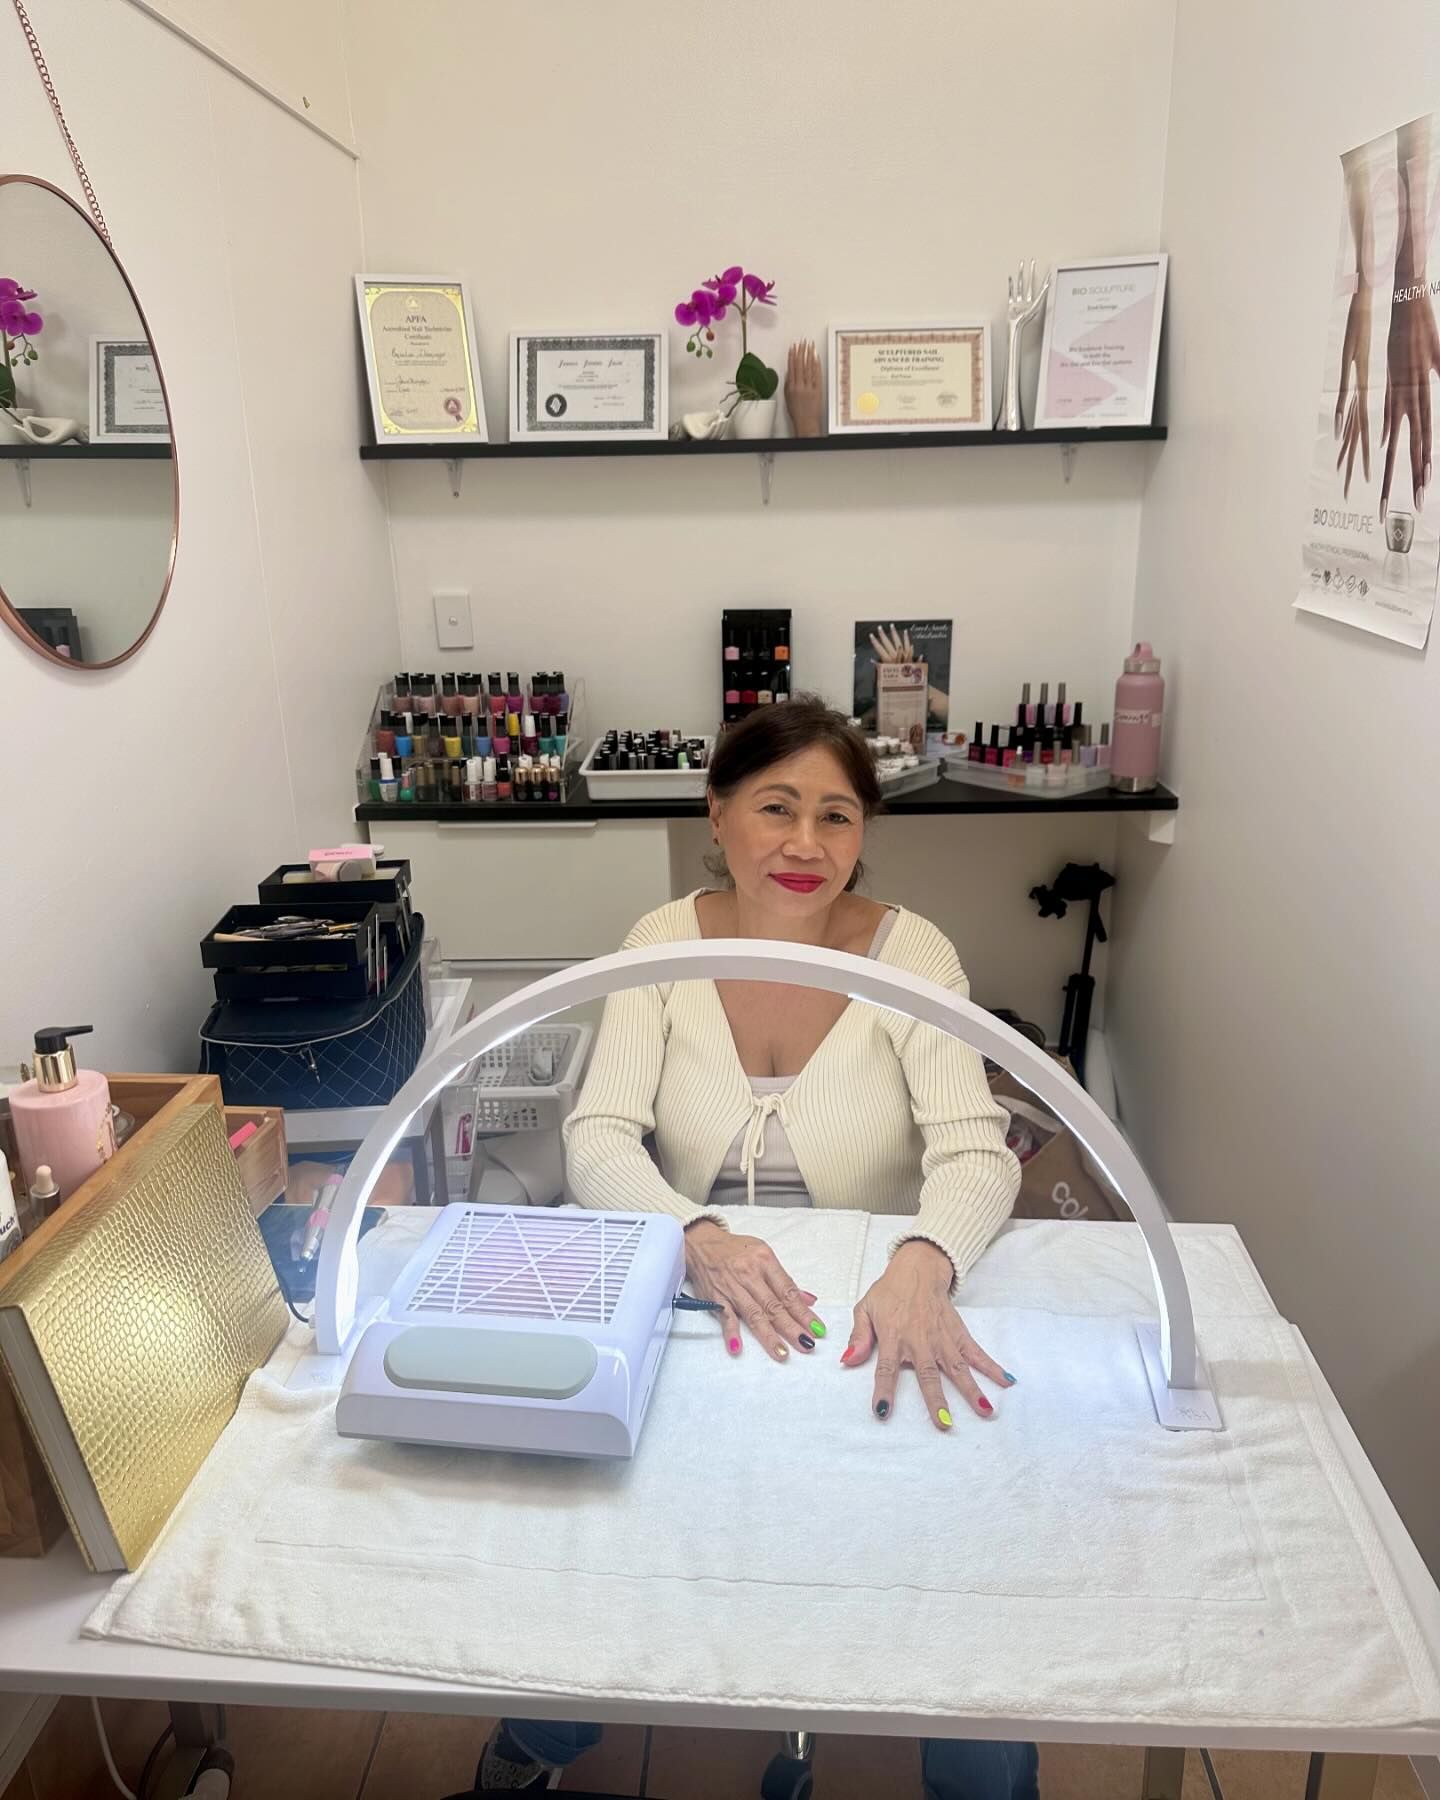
top-left (727, 1337), bottom-right (741, 1356)
top-left (977, 1395), bottom-right (994, 1415)
top-left (840, 1345), bottom-right (856, 1365)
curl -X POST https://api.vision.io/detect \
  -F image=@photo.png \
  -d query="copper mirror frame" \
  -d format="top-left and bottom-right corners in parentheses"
top-left (0, 172), bottom-right (179, 672)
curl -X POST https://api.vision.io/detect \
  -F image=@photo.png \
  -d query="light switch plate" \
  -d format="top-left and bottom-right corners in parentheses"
top-left (433, 588), bottom-right (472, 650)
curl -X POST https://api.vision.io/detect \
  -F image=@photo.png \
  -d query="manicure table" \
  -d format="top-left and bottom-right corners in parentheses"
top-left (0, 945), bottom-right (1437, 1800)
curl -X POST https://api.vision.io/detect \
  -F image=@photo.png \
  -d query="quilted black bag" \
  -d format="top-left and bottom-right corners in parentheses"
top-left (199, 916), bottom-right (427, 1109)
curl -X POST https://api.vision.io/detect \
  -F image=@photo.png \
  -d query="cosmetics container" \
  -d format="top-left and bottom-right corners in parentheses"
top-left (440, 673), bottom-right (458, 716)
top-left (398, 768), bottom-right (414, 802)
top-left (379, 755), bottom-right (398, 803)
top-left (496, 757), bottom-right (512, 800)
top-left (483, 756), bottom-right (498, 802)
top-left (724, 621), bottom-right (739, 663)
top-left (547, 757), bottom-right (561, 803)
top-left (493, 731), bottom-right (511, 757)
top-left (1097, 721), bottom-right (1112, 770)
top-left (442, 722), bottom-right (462, 760)
top-left (373, 711), bottom-right (396, 755)
top-left (1017, 682), bottom-right (1031, 730)
top-left (1037, 682), bottom-right (1050, 728)
top-left (415, 761), bottom-right (437, 802)
top-left (414, 675), bottom-right (436, 716)
top-left (392, 672), bottom-right (412, 709)
top-left (446, 759), bottom-right (462, 802)
top-left (393, 719), bottom-right (412, 758)
top-left (1111, 643), bottom-right (1163, 792)
top-left (463, 756), bottom-right (480, 802)
top-left (460, 674), bottom-right (480, 717)
top-left (1057, 681), bottom-right (1071, 727)
top-left (1039, 732), bottom-right (1055, 766)
top-left (367, 756), bottom-right (382, 801)
top-left (968, 721), bottom-right (984, 763)
top-left (11, 1026), bottom-right (115, 1201)
top-left (1025, 760), bottom-right (1045, 788)
top-left (506, 673), bottom-right (523, 714)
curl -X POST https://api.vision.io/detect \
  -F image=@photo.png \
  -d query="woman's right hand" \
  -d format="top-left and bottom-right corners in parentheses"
top-left (683, 1221), bottom-right (825, 1361)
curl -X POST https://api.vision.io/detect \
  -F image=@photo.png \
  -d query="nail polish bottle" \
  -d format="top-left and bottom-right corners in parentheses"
top-left (1039, 731), bottom-right (1056, 766)
top-left (724, 619), bottom-right (739, 664)
top-left (547, 757), bottom-right (561, 803)
top-left (493, 731), bottom-right (510, 757)
top-left (496, 756), bottom-right (512, 801)
top-left (398, 766), bottom-right (414, 802)
top-left (1016, 682), bottom-right (1031, 731)
top-left (379, 754), bottom-right (398, 803)
top-left (553, 712), bottom-right (568, 757)
top-left (421, 717), bottom-right (440, 759)
top-left (773, 621), bottom-right (789, 663)
top-left (393, 715), bottom-right (412, 758)
top-left (1071, 700), bottom-right (1084, 733)
top-left (1057, 680), bottom-right (1071, 727)
top-left (1097, 722), bottom-right (1112, 770)
top-left (1036, 681), bottom-right (1049, 729)
top-left (367, 755), bottom-right (382, 801)
top-left (757, 666), bottom-right (774, 705)
top-left (440, 673), bottom-right (459, 716)
top-left (415, 760), bottom-right (437, 802)
top-left (373, 711), bottom-right (397, 755)
top-left (442, 721), bottom-right (462, 760)
top-left (967, 720), bottom-right (984, 763)
top-left (985, 725), bottom-right (1001, 766)
top-left (414, 675), bottom-right (436, 716)
top-left (474, 732), bottom-right (492, 759)
top-left (448, 758), bottom-right (464, 802)
top-left (460, 673), bottom-right (480, 717)
top-left (392, 672), bottom-right (412, 709)
top-left (506, 673), bottom-right (523, 715)
top-left (482, 755), bottom-right (498, 802)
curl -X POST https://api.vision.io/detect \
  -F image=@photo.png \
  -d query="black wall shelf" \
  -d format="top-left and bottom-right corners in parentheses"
top-left (0, 443), bottom-right (172, 459)
top-left (361, 424), bottom-right (1165, 464)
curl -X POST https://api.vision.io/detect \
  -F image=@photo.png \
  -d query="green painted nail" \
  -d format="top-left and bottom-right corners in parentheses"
top-left (938, 1408), bottom-right (953, 1428)
top-left (809, 1319), bottom-right (827, 1338)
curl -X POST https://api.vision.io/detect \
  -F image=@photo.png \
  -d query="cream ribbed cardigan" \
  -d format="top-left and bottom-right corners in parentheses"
top-left (563, 894), bottom-right (1020, 1283)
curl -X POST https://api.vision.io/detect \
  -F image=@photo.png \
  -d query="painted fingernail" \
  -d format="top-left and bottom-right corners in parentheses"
top-left (1003, 1370), bottom-right (1018, 1384)
top-left (728, 1337), bottom-right (741, 1356)
top-left (809, 1319), bottom-right (827, 1338)
top-left (800, 1291), bottom-right (818, 1303)
top-left (774, 1343), bottom-right (789, 1360)
top-left (840, 1345), bottom-right (856, 1364)
top-left (798, 1333), bottom-right (815, 1351)
top-left (977, 1395), bottom-right (994, 1415)
top-left (937, 1408), bottom-right (953, 1428)
top-left (874, 1399), bottom-right (890, 1419)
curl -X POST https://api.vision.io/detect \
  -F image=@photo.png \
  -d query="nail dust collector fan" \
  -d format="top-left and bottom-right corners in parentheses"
top-left (336, 1205), bottom-right (685, 1457)
top-left (318, 941), bottom-right (1222, 1450)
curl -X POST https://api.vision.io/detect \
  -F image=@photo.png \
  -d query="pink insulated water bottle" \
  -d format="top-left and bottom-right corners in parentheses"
top-left (1111, 643), bottom-right (1164, 792)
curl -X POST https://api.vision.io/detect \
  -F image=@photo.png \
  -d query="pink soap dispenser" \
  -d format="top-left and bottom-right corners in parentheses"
top-left (10, 1026), bottom-right (116, 1202)
top-left (1111, 642), bottom-right (1165, 793)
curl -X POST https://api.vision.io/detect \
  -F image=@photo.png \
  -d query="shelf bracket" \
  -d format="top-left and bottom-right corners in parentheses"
top-left (1060, 443), bottom-right (1077, 485)
top-left (13, 456), bottom-right (31, 509)
top-left (758, 451), bottom-right (775, 507)
top-left (445, 458), bottom-right (463, 499)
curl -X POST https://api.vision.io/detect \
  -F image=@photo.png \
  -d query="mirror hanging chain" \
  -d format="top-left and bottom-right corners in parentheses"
top-left (8, 0), bottom-right (111, 247)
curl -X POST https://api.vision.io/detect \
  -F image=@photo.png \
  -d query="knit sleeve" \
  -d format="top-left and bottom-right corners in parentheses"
top-left (562, 906), bottom-right (725, 1231)
top-left (890, 919), bottom-right (1021, 1284)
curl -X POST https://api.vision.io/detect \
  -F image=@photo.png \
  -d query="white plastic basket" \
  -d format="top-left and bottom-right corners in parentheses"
top-left (440, 1023), bottom-right (593, 1154)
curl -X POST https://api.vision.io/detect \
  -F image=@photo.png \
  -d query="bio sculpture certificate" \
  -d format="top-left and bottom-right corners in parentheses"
top-left (511, 333), bottom-right (666, 440)
top-left (830, 326), bottom-right (990, 432)
top-left (355, 278), bottom-right (486, 441)
top-left (1035, 257), bottom-right (1166, 428)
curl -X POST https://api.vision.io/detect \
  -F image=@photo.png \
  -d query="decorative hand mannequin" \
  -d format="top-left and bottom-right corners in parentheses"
top-left (999, 259), bottom-right (1051, 431)
top-left (784, 339), bottom-right (824, 438)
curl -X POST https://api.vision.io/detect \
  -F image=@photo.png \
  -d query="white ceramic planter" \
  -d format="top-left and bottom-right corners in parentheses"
top-left (729, 394), bottom-right (778, 439)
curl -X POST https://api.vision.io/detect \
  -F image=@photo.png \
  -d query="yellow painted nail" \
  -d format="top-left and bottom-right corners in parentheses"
top-left (937, 1408), bottom-right (953, 1428)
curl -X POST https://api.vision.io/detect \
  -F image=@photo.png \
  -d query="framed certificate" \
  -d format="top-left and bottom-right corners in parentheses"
top-left (509, 332), bottom-right (667, 441)
top-left (89, 337), bottom-right (169, 444)
top-left (354, 276), bottom-right (488, 443)
top-left (828, 324), bottom-right (991, 434)
top-left (1034, 255), bottom-right (1167, 428)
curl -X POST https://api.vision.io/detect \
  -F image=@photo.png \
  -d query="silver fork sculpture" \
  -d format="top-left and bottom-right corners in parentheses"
top-left (999, 258), bottom-right (1052, 431)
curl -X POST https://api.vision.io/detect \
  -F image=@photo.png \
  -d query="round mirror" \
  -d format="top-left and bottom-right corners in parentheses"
top-left (0, 175), bottom-right (176, 669)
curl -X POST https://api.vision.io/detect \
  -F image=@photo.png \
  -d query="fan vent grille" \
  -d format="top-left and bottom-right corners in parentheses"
top-left (405, 1209), bottom-right (645, 1324)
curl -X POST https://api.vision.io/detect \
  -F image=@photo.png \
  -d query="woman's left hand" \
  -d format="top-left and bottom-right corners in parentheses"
top-left (841, 1241), bottom-right (1014, 1429)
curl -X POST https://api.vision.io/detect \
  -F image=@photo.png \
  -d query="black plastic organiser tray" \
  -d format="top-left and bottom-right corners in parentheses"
top-left (256, 861), bottom-right (411, 907)
top-left (200, 903), bottom-right (382, 1009)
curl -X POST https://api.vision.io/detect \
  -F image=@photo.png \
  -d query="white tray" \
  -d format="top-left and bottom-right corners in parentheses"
top-left (876, 759), bottom-right (942, 799)
top-left (580, 736), bottom-right (713, 801)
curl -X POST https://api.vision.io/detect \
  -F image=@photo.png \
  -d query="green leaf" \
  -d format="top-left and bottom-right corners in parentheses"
top-left (0, 364), bottom-right (13, 410)
top-left (734, 352), bottom-right (779, 400)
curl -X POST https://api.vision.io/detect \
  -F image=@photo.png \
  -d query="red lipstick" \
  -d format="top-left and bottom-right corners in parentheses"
top-left (770, 873), bottom-right (825, 893)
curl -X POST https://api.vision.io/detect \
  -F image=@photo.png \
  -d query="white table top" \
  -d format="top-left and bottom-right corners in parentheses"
top-left (1, 1220), bottom-right (1437, 1759)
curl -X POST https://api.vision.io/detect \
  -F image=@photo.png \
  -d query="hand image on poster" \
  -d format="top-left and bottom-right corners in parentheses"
top-left (852, 620), bottom-right (952, 746)
top-left (1298, 112), bottom-right (1440, 649)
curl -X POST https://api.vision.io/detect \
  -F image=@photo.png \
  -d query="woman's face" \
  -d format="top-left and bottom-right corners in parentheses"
top-left (710, 745), bottom-right (867, 915)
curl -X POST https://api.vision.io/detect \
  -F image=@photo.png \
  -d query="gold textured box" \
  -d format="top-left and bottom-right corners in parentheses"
top-left (0, 1084), bottom-right (287, 1569)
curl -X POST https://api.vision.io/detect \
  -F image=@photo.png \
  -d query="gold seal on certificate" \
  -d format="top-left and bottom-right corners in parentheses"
top-left (829, 324), bottom-right (992, 433)
top-left (354, 275), bottom-right (488, 443)
top-left (510, 333), bottom-right (668, 441)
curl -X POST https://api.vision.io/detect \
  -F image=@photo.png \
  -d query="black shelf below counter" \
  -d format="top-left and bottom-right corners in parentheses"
top-left (354, 774), bottom-right (1177, 824)
top-left (361, 424), bottom-right (1166, 464)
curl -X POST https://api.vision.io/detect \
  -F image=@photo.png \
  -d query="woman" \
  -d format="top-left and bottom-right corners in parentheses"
top-left (462, 698), bottom-right (1035, 1800)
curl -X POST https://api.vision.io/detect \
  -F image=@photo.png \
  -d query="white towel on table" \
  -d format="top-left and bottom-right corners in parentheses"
top-left (86, 1213), bottom-right (1440, 1734)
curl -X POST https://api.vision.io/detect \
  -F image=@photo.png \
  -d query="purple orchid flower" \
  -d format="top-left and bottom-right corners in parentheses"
top-left (742, 273), bottom-right (777, 304)
top-left (0, 279), bottom-right (36, 303)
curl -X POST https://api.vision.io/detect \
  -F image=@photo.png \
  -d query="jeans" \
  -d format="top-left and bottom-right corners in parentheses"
top-left (501, 1720), bottom-right (1040, 1799)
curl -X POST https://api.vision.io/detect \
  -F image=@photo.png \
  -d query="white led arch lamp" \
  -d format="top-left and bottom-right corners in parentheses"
top-left (316, 941), bottom-right (1221, 1431)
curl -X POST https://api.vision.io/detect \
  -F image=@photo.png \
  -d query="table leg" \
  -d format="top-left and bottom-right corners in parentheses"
top-left (1142, 1746), bottom-right (1187, 1799)
top-left (1306, 1753), bottom-right (1379, 1799)
top-left (148, 1703), bottom-right (225, 1799)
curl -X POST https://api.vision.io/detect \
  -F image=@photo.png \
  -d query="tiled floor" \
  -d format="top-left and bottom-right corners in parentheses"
top-left (4, 1700), bottom-right (1427, 1799)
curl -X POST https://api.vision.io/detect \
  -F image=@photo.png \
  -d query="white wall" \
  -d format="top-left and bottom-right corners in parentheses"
top-left (345, 0), bottom-right (1174, 737)
top-left (1108, 0), bottom-right (1440, 1568)
top-left (0, 0), bottom-right (397, 1072)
